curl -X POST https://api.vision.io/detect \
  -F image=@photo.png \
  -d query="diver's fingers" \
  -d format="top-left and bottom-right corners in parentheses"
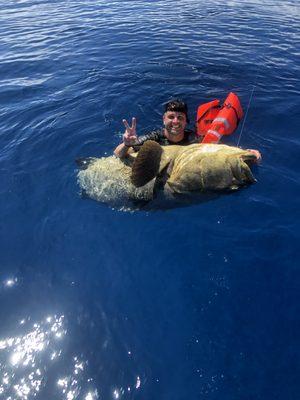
top-left (124, 130), bottom-right (137, 143)
top-left (123, 118), bottom-right (136, 137)
top-left (124, 133), bottom-right (138, 146)
top-left (247, 149), bottom-right (262, 162)
top-left (123, 119), bottom-right (130, 131)
top-left (131, 117), bottom-right (136, 130)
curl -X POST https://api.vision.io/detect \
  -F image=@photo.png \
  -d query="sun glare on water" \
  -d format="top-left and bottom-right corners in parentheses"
top-left (0, 315), bottom-right (99, 400)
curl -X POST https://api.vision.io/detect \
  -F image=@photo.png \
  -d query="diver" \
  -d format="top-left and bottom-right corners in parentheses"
top-left (114, 99), bottom-right (261, 161)
top-left (114, 99), bottom-right (198, 159)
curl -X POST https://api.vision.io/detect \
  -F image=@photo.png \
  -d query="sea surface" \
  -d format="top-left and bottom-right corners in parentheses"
top-left (0, 0), bottom-right (299, 399)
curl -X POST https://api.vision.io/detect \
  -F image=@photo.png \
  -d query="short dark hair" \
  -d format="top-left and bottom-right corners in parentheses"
top-left (164, 99), bottom-right (189, 123)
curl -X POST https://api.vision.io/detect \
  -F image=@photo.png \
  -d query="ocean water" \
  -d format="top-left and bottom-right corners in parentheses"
top-left (0, 0), bottom-right (299, 399)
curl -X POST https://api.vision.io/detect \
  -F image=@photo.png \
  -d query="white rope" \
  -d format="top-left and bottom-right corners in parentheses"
top-left (236, 65), bottom-right (262, 147)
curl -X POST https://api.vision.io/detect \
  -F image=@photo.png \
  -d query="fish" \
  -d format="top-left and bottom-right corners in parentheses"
top-left (131, 141), bottom-right (257, 193)
top-left (77, 141), bottom-right (258, 209)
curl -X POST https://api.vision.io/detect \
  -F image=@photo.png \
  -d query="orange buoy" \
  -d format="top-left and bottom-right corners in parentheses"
top-left (196, 92), bottom-right (244, 143)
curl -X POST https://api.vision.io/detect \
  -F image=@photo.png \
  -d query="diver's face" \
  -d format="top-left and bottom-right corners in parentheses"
top-left (163, 111), bottom-right (187, 140)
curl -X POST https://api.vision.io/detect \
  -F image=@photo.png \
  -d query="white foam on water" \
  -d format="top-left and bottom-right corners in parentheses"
top-left (77, 156), bottom-right (155, 206)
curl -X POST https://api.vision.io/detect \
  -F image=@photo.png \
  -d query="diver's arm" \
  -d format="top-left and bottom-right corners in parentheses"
top-left (114, 131), bottom-right (161, 158)
top-left (114, 142), bottom-right (131, 158)
top-left (131, 130), bottom-right (161, 146)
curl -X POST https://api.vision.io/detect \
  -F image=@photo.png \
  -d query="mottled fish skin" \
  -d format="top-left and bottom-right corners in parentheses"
top-left (77, 143), bottom-right (258, 208)
top-left (131, 142), bottom-right (257, 194)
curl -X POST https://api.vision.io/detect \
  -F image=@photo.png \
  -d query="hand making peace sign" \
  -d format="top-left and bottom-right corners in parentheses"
top-left (122, 117), bottom-right (137, 146)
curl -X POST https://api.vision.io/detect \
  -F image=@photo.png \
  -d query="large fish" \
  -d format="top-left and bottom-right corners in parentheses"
top-left (77, 142), bottom-right (258, 208)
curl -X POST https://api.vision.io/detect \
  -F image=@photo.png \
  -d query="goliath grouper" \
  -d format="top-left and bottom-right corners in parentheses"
top-left (77, 141), bottom-right (258, 208)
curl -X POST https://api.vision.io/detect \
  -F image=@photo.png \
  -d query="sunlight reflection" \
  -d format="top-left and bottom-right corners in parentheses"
top-left (55, 356), bottom-right (99, 400)
top-left (3, 277), bottom-right (18, 288)
top-left (85, 390), bottom-right (98, 400)
top-left (111, 375), bottom-right (142, 398)
top-left (0, 314), bottom-right (138, 399)
top-left (0, 315), bottom-right (65, 399)
top-left (135, 376), bottom-right (141, 389)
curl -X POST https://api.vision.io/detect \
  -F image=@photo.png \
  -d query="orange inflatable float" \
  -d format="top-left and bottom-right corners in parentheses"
top-left (196, 92), bottom-right (243, 143)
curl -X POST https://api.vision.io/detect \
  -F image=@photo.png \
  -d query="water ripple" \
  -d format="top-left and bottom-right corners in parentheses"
top-left (0, 0), bottom-right (299, 399)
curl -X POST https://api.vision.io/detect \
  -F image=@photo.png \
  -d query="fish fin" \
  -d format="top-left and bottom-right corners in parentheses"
top-left (76, 157), bottom-right (98, 170)
top-left (131, 141), bottom-right (163, 187)
top-left (242, 162), bottom-right (257, 183)
top-left (228, 154), bottom-right (257, 185)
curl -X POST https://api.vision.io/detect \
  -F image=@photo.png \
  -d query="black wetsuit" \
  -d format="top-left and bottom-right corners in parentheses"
top-left (131, 128), bottom-right (199, 149)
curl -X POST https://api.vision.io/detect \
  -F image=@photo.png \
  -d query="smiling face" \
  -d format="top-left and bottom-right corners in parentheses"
top-left (163, 111), bottom-right (187, 142)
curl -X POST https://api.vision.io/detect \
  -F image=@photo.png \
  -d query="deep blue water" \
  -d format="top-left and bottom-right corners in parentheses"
top-left (0, 0), bottom-right (299, 399)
